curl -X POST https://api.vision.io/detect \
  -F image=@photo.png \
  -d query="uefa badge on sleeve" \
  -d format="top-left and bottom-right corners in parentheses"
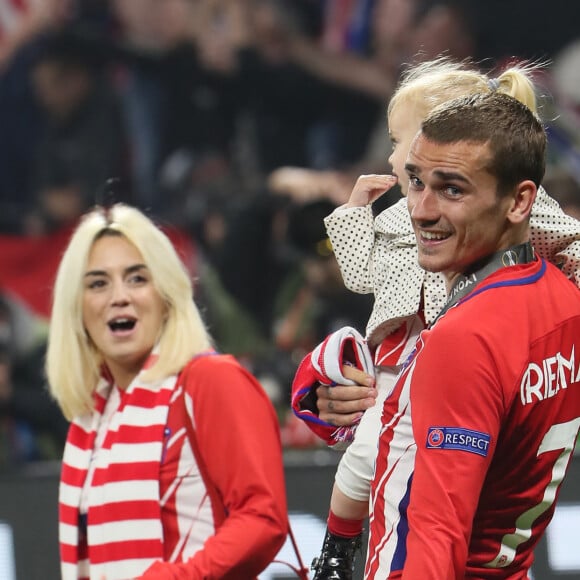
top-left (426, 426), bottom-right (491, 457)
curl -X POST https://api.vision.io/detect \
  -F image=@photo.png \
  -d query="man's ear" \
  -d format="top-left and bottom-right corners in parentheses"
top-left (507, 180), bottom-right (537, 224)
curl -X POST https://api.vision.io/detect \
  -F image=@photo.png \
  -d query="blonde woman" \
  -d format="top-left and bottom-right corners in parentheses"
top-left (48, 203), bottom-right (287, 579)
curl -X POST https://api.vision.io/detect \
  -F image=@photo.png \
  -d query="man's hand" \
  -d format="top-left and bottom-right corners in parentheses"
top-left (316, 365), bottom-right (377, 426)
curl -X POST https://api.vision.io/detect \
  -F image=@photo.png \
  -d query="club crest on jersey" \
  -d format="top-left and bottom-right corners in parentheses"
top-left (426, 427), bottom-right (491, 457)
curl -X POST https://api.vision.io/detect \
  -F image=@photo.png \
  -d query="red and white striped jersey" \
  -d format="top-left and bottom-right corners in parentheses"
top-left (60, 354), bottom-right (288, 579)
top-left (151, 355), bottom-right (288, 579)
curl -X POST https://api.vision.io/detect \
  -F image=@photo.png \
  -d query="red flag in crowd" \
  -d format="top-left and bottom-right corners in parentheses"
top-left (0, 223), bottom-right (198, 320)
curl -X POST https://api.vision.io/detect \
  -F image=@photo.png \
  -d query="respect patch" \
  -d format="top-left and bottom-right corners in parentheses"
top-left (426, 427), bottom-right (491, 457)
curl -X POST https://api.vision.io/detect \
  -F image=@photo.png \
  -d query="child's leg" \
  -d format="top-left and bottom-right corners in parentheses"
top-left (334, 367), bottom-right (397, 501)
top-left (330, 484), bottom-right (369, 521)
top-left (312, 369), bottom-right (397, 580)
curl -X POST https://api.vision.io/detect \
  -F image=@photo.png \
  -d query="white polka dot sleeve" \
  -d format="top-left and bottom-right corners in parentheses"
top-left (531, 187), bottom-right (580, 287)
top-left (324, 198), bottom-right (447, 345)
top-left (324, 204), bottom-right (376, 294)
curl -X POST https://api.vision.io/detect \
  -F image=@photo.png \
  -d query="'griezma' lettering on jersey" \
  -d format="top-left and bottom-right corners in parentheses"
top-left (520, 346), bottom-right (579, 405)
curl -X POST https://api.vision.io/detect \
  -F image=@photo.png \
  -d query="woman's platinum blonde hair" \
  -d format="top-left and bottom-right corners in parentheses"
top-left (46, 203), bottom-right (212, 420)
top-left (387, 56), bottom-right (544, 122)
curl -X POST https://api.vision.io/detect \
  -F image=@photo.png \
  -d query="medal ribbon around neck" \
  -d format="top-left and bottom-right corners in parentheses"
top-left (431, 241), bottom-right (535, 327)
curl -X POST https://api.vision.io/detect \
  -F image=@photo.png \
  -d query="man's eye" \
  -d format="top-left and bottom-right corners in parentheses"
top-left (409, 176), bottom-right (423, 188)
top-left (444, 186), bottom-right (461, 197)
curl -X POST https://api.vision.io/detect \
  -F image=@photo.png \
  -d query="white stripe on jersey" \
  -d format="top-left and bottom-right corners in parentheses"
top-left (366, 360), bottom-right (417, 579)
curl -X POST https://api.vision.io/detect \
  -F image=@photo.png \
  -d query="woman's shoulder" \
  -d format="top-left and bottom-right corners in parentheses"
top-left (184, 351), bottom-right (241, 373)
top-left (181, 352), bottom-right (258, 387)
top-left (180, 351), bottom-right (272, 409)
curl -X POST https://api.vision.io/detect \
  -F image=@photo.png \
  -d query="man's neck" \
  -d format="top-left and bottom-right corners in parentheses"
top-left (444, 236), bottom-right (532, 292)
top-left (434, 241), bottom-right (536, 327)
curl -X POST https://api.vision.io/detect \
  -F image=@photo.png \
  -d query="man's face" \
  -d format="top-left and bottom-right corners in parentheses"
top-left (406, 133), bottom-right (515, 285)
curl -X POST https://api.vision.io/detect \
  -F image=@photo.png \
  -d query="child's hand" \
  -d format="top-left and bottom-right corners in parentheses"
top-left (344, 174), bottom-right (398, 208)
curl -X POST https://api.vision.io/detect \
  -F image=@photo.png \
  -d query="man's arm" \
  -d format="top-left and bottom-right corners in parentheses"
top-left (401, 328), bottom-right (502, 579)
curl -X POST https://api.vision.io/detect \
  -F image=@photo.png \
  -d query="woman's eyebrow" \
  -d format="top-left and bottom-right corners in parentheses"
top-left (84, 264), bottom-right (147, 278)
top-left (124, 264), bottom-right (147, 275)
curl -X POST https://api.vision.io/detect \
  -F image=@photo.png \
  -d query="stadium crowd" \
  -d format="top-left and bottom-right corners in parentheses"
top-left (0, 0), bottom-right (579, 466)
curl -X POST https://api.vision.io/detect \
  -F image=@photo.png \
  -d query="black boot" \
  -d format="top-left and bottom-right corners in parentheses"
top-left (311, 528), bottom-right (362, 580)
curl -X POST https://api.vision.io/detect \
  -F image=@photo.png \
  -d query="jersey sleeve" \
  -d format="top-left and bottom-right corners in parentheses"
top-left (530, 186), bottom-right (580, 287)
top-left (144, 355), bottom-right (288, 579)
top-left (401, 327), bottom-right (504, 580)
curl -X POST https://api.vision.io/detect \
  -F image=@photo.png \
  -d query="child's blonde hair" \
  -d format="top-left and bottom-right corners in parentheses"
top-left (388, 56), bottom-right (542, 123)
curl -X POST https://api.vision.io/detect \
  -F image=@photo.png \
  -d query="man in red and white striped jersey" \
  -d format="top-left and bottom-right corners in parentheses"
top-left (365, 92), bottom-right (580, 579)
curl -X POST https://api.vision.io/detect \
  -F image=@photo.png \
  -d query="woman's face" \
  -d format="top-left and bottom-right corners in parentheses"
top-left (387, 102), bottom-right (423, 196)
top-left (82, 234), bottom-right (166, 388)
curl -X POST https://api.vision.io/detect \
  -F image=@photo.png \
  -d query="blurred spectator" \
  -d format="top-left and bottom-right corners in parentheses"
top-left (109, 0), bottom-right (245, 220)
top-left (229, 0), bottom-right (382, 174)
top-left (265, 0), bottom-right (480, 211)
top-left (288, 0), bottom-right (477, 115)
top-left (0, 341), bottom-right (37, 467)
top-left (543, 168), bottom-right (580, 220)
top-left (0, 295), bottom-right (68, 468)
top-left (472, 0), bottom-right (579, 62)
top-left (109, 0), bottom-right (183, 210)
top-left (409, 0), bottom-right (476, 63)
top-left (0, 0), bottom-right (76, 233)
top-left (321, 0), bottom-right (375, 54)
top-left (546, 38), bottom-right (580, 187)
top-left (200, 195), bottom-right (373, 404)
top-left (0, 44), bottom-right (42, 232)
top-left (552, 38), bottom-right (580, 116)
top-left (275, 199), bottom-right (373, 352)
top-left (290, 0), bottom-right (409, 103)
top-left (25, 29), bottom-right (129, 234)
top-left (198, 191), bottom-right (295, 353)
